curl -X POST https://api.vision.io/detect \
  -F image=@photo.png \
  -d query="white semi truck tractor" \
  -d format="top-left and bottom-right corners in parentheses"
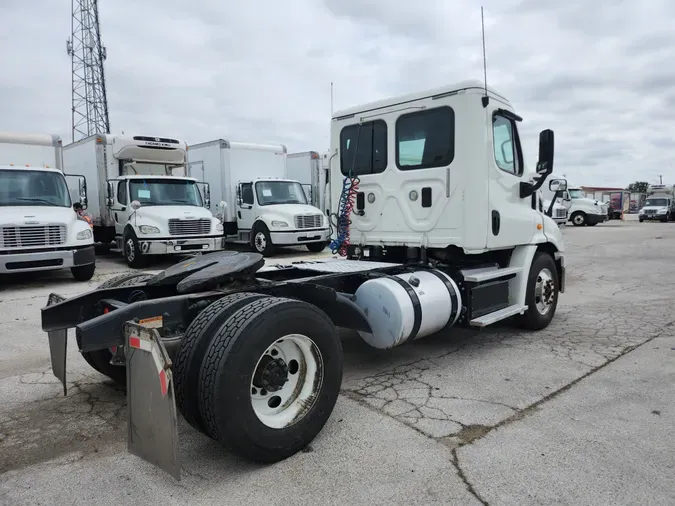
top-left (42, 79), bottom-right (565, 479)
top-left (0, 132), bottom-right (95, 280)
top-left (63, 134), bottom-right (225, 267)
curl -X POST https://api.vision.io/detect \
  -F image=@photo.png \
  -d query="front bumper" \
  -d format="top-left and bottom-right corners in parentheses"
top-left (139, 236), bottom-right (225, 255)
top-left (640, 213), bottom-right (667, 221)
top-left (269, 228), bottom-right (330, 245)
top-left (586, 213), bottom-right (608, 225)
top-left (0, 245), bottom-right (95, 274)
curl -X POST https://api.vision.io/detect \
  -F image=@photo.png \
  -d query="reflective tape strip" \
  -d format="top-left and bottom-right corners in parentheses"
top-left (129, 332), bottom-right (169, 397)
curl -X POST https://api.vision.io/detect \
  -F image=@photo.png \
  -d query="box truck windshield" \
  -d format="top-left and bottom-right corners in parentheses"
top-left (255, 180), bottom-right (308, 206)
top-left (129, 179), bottom-right (203, 207)
top-left (644, 198), bottom-right (668, 207)
top-left (0, 169), bottom-right (71, 207)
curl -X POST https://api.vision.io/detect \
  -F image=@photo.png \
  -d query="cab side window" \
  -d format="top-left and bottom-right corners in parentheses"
top-left (241, 183), bottom-right (254, 205)
top-left (116, 181), bottom-right (127, 205)
top-left (492, 114), bottom-right (523, 176)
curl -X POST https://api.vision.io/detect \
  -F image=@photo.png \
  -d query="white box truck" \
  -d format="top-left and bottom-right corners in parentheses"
top-left (0, 132), bottom-right (95, 280)
top-left (187, 140), bottom-right (330, 256)
top-left (43, 79), bottom-right (567, 480)
top-left (286, 151), bottom-right (324, 209)
top-left (639, 184), bottom-right (675, 222)
top-left (541, 173), bottom-right (608, 226)
top-left (63, 134), bottom-right (225, 267)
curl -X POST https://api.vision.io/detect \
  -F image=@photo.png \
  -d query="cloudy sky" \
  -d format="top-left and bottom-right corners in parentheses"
top-left (1, 0), bottom-right (673, 187)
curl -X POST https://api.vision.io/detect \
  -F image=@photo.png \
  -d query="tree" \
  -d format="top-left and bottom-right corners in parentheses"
top-left (627, 181), bottom-right (649, 193)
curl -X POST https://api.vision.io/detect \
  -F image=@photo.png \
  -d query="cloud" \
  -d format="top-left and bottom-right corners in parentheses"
top-left (0, 0), bottom-right (673, 187)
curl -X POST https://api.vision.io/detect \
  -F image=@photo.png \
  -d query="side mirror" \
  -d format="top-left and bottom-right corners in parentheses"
top-left (80, 195), bottom-right (88, 208)
top-left (219, 200), bottom-right (227, 210)
top-left (106, 181), bottom-right (114, 207)
top-left (204, 183), bottom-right (211, 209)
top-left (131, 200), bottom-right (141, 210)
top-left (235, 185), bottom-right (242, 206)
top-left (536, 129), bottom-right (554, 175)
top-left (549, 178), bottom-right (567, 192)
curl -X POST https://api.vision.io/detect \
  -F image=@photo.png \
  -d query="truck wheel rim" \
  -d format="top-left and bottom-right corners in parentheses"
top-left (250, 334), bottom-right (324, 429)
top-left (125, 239), bottom-right (135, 261)
top-left (573, 215), bottom-right (584, 225)
top-left (534, 267), bottom-right (555, 315)
top-left (254, 232), bottom-right (266, 252)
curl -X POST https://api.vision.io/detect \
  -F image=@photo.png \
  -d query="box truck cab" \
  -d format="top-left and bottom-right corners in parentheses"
top-left (0, 132), bottom-right (95, 280)
top-left (188, 140), bottom-right (330, 256)
top-left (63, 134), bottom-right (224, 267)
top-left (639, 184), bottom-right (675, 222)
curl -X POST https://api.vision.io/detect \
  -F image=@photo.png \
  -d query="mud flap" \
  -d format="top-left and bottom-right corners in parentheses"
top-left (46, 293), bottom-right (68, 395)
top-left (124, 321), bottom-right (181, 480)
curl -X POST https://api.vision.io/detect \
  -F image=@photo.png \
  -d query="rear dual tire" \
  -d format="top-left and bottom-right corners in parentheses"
top-left (175, 294), bottom-right (343, 463)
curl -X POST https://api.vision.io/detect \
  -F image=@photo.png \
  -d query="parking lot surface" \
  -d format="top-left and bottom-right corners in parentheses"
top-left (1, 224), bottom-right (674, 505)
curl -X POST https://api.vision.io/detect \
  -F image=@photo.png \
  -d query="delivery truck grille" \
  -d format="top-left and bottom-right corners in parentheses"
top-left (168, 218), bottom-right (211, 235)
top-left (555, 208), bottom-right (567, 218)
top-left (294, 214), bottom-right (323, 229)
top-left (1, 225), bottom-right (66, 248)
top-left (644, 209), bottom-right (656, 215)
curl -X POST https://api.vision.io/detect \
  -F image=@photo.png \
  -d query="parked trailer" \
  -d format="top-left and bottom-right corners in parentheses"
top-left (286, 151), bottom-right (324, 209)
top-left (41, 78), bottom-right (565, 479)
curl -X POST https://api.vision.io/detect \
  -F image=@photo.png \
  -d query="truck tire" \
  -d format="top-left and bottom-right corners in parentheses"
top-left (251, 223), bottom-right (275, 257)
top-left (198, 297), bottom-right (343, 463)
top-left (77, 272), bottom-right (154, 386)
top-left (516, 252), bottom-right (559, 331)
top-left (306, 241), bottom-right (327, 253)
top-left (570, 212), bottom-right (586, 226)
top-left (174, 292), bottom-right (270, 437)
top-left (123, 230), bottom-right (145, 268)
top-left (71, 263), bottom-right (96, 281)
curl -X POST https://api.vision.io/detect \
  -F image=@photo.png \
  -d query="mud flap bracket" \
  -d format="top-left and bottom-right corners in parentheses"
top-left (124, 321), bottom-right (181, 480)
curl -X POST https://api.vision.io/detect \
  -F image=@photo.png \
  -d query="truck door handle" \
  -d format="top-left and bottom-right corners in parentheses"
top-left (238, 211), bottom-right (241, 219)
top-left (492, 210), bottom-right (500, 235)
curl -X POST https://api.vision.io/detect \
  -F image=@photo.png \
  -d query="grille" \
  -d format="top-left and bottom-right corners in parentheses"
top-left (294, 214), bottom-right (323, 229)
top-left (555, 208), bottom-right (567, 218)
top-left (1, 225), bottom-right (66, 248)
top-left (168, 218), bottom-right (211, 236)
top-left (644, 209), bottom-right (656, 215)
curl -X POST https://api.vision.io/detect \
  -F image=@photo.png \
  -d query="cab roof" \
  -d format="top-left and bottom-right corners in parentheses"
top-left (0, 165), bottom-right (62, 173)
top-left (332, 79), bottom-right (510, 119)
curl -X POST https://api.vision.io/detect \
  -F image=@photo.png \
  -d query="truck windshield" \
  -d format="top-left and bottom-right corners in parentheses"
top-left (0, 169), bottom-right (71, 207)
top-left (255, 181), bottom-right (308, 206)
top-left (568, 189), bottom-right (583, 198)
top-left (128, 179), bottom-right (203, 206)
top-left (645, 198), bottom-right (668, 207)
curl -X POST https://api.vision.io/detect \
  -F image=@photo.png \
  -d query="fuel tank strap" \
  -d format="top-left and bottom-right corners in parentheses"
top-left (424, 269), bottom-right (460, 328)
top-left (386, 276), bottom-right (422, 344)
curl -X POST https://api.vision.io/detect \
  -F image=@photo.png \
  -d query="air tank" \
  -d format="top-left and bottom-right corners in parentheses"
top-left (353, 269), bottom-right (462, 349)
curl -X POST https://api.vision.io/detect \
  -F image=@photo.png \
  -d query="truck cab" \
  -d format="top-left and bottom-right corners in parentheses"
top-left (559, 185), bottom-right (608, 227)
top-left (639, 184), bottom-right (675, 222)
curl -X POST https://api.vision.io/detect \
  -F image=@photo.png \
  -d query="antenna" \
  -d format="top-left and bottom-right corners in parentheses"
top-left (480, 6), bottom-right (489, 108)
top-left (330, 81), bottom-right (334, 117)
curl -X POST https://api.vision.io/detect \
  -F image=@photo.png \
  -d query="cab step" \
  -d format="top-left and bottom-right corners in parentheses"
top-left (469, 304), bottom-right (528, 327)
top-left (460, 265), bottom-right (522, 283)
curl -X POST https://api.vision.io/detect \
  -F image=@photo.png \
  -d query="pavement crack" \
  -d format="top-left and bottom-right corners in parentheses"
top-left (451, 448), bottom-right (489, 505)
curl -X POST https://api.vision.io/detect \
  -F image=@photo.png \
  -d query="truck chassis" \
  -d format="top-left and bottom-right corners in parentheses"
top-left (41, 248), bottom-right (562, 479)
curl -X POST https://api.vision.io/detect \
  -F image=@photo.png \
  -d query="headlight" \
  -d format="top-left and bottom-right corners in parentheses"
top-left (657, 209), bottom-right (667, 214)
top-left (271, 220), bottom-right (288, 228)
top-left (139, 225), bottom-right (160, 234)
top-left (216, 222), bottom-right (224, 232)
top-left (76, 228), bottom-right (92, 240)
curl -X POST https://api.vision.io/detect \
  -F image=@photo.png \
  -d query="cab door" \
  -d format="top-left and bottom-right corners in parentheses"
top-left (486, 108), bottom-right (537, 248)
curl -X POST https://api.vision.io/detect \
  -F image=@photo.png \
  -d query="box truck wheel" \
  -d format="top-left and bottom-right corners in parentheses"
top-left (516, 252), bottom-right (559, 331)
top-left (77, 272), bottom-right (154, 385)
top-left (71, 263), bottom-right (96, 281)
top-left (306, 241), bottom-right (327, 253)
top-left (174, 292), bottom-right (270, 438)
top-left (251, 223), bottom-right (275, 256)
top-left (123, 230), bottom-right (145, 268)
top-left (197, 297), bottom-right (343, 463)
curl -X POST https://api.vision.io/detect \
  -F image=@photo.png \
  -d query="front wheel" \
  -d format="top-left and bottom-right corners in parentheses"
top-left (123, 231), bottom-right (145, 268)
top-left (570, 212), bottom-right (586, 226)
top-left (198, 297), bottom-right (343, 463)
top-left (251, 224), bottom-right (275, 257)
top-left (71, 263), bottom-right (96, 281)
top-left (516, 252), bottom-right (559, 330)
